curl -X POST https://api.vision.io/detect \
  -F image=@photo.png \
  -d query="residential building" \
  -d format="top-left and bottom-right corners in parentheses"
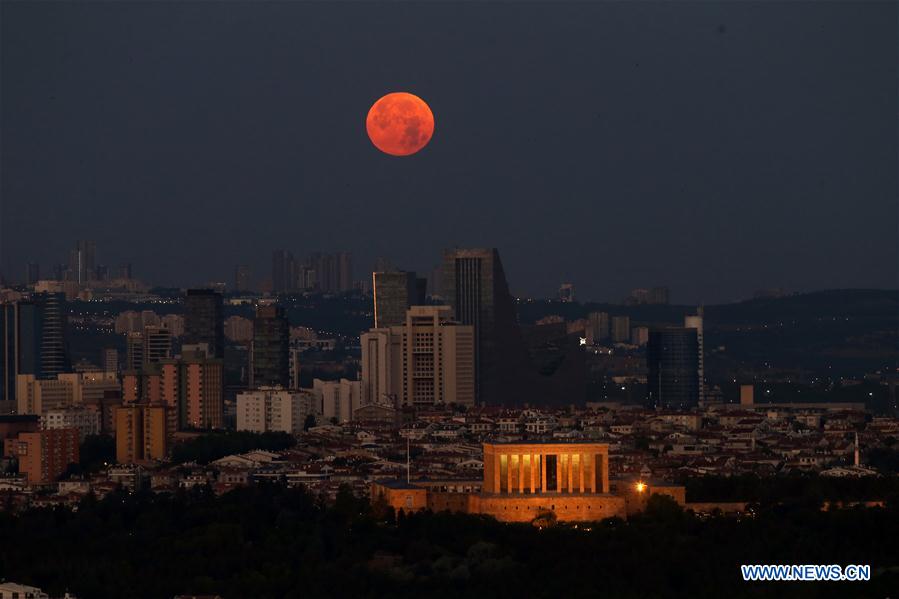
top-left (236, 387), bottom-right (317, 434)
top-left (16, 428), bottom-right (79, 484)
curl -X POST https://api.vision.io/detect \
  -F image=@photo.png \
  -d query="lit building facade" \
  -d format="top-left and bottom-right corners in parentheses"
top-left (370, 442), bottom-right (682, 523)
top-left (361, 306), bottom-right (475, 408)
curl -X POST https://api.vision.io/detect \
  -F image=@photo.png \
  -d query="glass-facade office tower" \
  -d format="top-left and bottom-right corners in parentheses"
top-left (250, 305), bottom-right (289, 388)
top-left (184, 289), bottom-right (224, 359)
top-left (372, 271), bottom-right (425, 329)
top-left (646, 327), bottom-right (700, 409)
top-left (442, 248), bottom-right (530, 405)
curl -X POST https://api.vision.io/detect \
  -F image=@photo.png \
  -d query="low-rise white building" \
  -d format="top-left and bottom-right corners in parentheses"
top-left (236, 387), bottom-right (318, 434)
top-left (312, 378), bottom-right (361, 424)
top-left (42, 406), bottom-right (100, 439)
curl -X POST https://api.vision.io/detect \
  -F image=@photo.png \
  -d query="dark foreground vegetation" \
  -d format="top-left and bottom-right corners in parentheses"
top-left (2, 482), bottom-right (898, 599)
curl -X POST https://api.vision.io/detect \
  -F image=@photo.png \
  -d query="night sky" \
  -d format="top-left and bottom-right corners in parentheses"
top-left (1, 1), bottom-right (896, 303)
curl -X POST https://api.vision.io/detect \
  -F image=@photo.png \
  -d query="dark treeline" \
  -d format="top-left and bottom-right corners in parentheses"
top-left (684, 473), bottom-right (899, 504)
top-left (1, 483), bottom-right (897, 598)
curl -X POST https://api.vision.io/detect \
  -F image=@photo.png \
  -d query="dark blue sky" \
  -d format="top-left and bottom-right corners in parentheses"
top-left (1, 1), bottom-right (896, 303)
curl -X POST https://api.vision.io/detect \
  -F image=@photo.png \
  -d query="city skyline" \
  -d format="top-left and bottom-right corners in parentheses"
top-left (2, 2), bottom-right (896, 304)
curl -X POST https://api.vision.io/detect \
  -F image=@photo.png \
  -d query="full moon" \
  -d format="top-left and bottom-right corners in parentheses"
top-left (366, 92), bottom-right (435, 156)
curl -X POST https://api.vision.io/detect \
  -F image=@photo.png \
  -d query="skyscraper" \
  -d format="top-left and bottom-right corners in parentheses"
top-left (234, 265), bottom-right (251, 292)
top-left (308, 251), bottom-right (353, 294)
top-left (250, 305), bottom-right (289, 388)
top-left (68, 240), bottom-right (96, 284)
top-left (611, 315), bottom-right (631, 343)
top-left (180, 344), bottom-right (224, 430)
top-left (442, 248), bottom-right (530, 404)
top-left (684, 308), bottom-right (705, 404)
top-left (143, 326), bottom-right (172, 366)
top-left (372, 271), bottom-right (420, 329)
top-left (0, 303), bottom-right (22, 413)
top-left (271, 250), bottom-right (295, 294)
top-left (646, 327), bottom-right (700, 409)
top-left (33, 293), bottom-right (69, 379)
top-left (361, 306), bottom-right (475, 408)
top-left (125, 332), bottom-right (144, 372)
top-left (586, 312), bottom-right (610, 344)
top-left (184, 289), bottom-right (224, 359)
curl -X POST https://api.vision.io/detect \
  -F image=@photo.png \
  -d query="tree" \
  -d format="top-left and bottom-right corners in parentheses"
top-left (303, 413), bottom-right (316, 431)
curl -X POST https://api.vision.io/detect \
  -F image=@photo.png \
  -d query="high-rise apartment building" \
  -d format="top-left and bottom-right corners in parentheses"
top-left (143, 326), bottom-right (172, 366)
top-left (361, 306), bottom-right (475, 409)
top-left (646, 327), bottom-right (700, 409)
top-left (611, 316), bottom-right (631, 343)
top-left (586, 312), bottom-right (610, 344)
top-left (271, 250), bottom-right (296, 294)
top-left (441, 248), bottom-right (529, 404)
top-left (125, 332), bottom-right (144, 371)
top-left (184, 289), bottom-right (224, 359)
top-left (103, 348), bottom-right (118, 373)
top-left (16, 428), bottom-right (79, 484)
top-left (181, 344), bottom-right (224, 430)
top-left (234, 265), bottom-right (251, 292)
top-left (308, 252), bottom-right (353, 294)
top-left (250, 305), bottom-right (289, 389)
top-left (115, 405), bottom-right (167, 463)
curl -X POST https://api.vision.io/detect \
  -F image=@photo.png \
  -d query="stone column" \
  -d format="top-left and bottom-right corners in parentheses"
top-left (605, 452), bottom-right (611, 494)
top-left (541, 453), bottom-right (547, 491)
top-left (530, 454), bottom-right (536, 493)
top-left (555, 455), bottom-right (562, 493)
top-left (518, 454), bottom-right (525, 494)
top-left (567, 453), bottom-right (573, 493)
top-left (579, 454), bottom-right (585, 493)
top-left (507, 455), bottom-right (513, 494)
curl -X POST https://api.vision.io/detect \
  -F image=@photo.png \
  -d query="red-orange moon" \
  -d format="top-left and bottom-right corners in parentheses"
top-left (366, 92), bottom-right (435, 156)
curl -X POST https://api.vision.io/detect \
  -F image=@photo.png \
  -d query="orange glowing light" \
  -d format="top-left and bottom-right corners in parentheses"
top-left (366, 92), bottom-right (435, 156)
top-left (636, 482), bottom-right (647, 493)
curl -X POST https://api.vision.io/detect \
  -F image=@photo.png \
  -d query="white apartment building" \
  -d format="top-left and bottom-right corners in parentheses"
top-left (236, 387), bottom-right (318, 434)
